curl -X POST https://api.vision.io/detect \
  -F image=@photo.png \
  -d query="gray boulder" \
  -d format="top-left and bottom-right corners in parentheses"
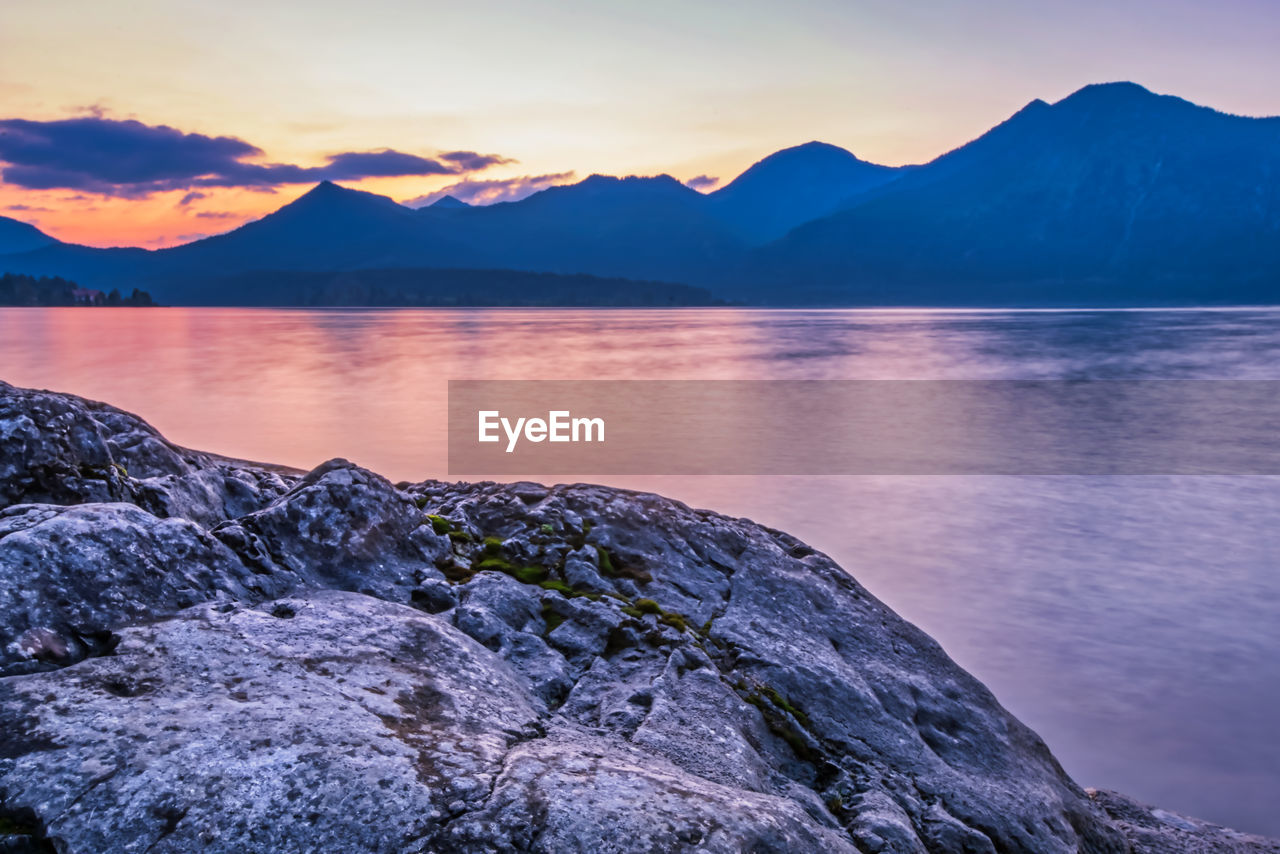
top-left (0, 380), bottom-right (292, 525)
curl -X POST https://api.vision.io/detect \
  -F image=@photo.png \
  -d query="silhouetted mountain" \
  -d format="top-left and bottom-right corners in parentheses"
top-left (4, 83), bottom-right (1279, 306)
top-left (753, 82), bottom-right (1280, 303)
top-left (426, 174), bottom-right (745, 283)
top-left (156, 181), bottom-right (472, 273)
top-left (428, 195), bottom-right (471, 209)
top-left (0, 216), bottom-right (58, 255)
top-left (706, 142), bottom-right (900, 242)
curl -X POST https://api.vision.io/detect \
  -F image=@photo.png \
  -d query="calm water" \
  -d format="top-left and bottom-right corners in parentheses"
top-left (2, 307), bottom-right (1278, 835)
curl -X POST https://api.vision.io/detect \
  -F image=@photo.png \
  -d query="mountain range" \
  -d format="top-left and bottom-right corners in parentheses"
top-left (2, 82), bottom-right (1278, 306)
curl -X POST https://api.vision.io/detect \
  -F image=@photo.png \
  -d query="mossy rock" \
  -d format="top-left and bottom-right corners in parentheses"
top-left (426, 514), bottom-right (452, 535)
top-left (634, 598), bottom-right (662, 615)
top-left (659, 612), bottom-right (688, 632)
top-left (541, 602), bottom-right (566, 633)
top-left (539, 579), bottom-right (575, 595)
top-left (593, 545), bottom-right (652, 583)
top-left (510, 565), bottom-right (548, 584)
top-left (438, 561), bottom-right (474, 584)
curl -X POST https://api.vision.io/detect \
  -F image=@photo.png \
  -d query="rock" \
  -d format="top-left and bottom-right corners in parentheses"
top-left (213, 458), bottom-right (450, 600)
top-left (0, 502), bottom-right (286, 676)
top-left (0, 592), bottom-right (541, 853)
top-left (0, 381), bottom-right (1275, 853)
top-left (1087, 790), bottom-right (1280, 854)
top-left (0, 380), bottom-right (292, 524)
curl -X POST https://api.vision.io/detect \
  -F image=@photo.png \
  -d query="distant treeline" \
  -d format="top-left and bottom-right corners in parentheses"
top-left (0, 273), bottom-right (157, 307)
top-left (176, 268), bottom-right (725, 307)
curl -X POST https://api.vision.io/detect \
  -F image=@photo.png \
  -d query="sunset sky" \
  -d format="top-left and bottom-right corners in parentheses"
top-left (2, 0), bottom-right (1279, 248)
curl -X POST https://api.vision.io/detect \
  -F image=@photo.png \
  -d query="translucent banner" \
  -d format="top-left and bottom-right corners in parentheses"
top-left (447, 380), bottom-right (1280, 475)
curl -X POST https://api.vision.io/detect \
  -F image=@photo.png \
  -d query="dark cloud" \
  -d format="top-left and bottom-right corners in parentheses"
top-left (193, 210), bottom-right (244, 220)
top-left (177, 191), bottom-right (206, 207)
top-left (4, 203), bottom-right (52, 212)
top-left (439, 150), bottom-right (515, 171)
top-left (684, 174), bottom-right (720, 190)
top-left (0, 116), bottom-right (510, 197)
top-left (403, 171), bottom-right (576, 207)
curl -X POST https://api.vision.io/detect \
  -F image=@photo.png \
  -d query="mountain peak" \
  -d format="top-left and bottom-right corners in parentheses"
top-left (429, 194), bottom-right (471, 209)
top-left (1061, 81), bottom-right (1154, 102)
top-left (0, 215), bottom-right (59, 255)
top-left (705, 141), bottom-right (899, 242)
top-left (1053, 81), bottom-right (1185, 113)
top-left (284, 181), bottom-right (407, 214)
top-left (298, 180), bottom-right (347, 199)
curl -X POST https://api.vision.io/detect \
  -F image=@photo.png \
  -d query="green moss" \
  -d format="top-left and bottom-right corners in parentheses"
top-left (539, 579), bottom-right (575, 594)
top-left (426, 514), bottom-right (452, 535)
top-left (482, 536), bottom-right (506, 554)
top-left (438, 561), bottom-right (474, 583)
top-left (447, 530), bottom-right (473, 543)
top-left (698, 618), bottom-right (715, 638)
top-left (511, 565), bottom-right (548, 584)
top-left (762, 687), bottom-right (811, 727)
top-left (110, 462), bottom-right (129, 479)
top-left (634, 598), bottom-right (662, 614)
top-left (735, 681), bottom-right (816, 761)
top-left (474, 556), bottom-right (516, 572)
top-left (825, 794), bottom-right (844, 814)
top-left (541, 602), bottom-right (565, 633)
top-left (659, 612), bottom-right (688, 632)
top-left (539, 523), bottom-right (555, 535)
top-left (415, 496), bottom-right (430, 510)
top-left (620, 606), bottom-right (644, 619)
top-left (592, 545), bottom-right (652, 583)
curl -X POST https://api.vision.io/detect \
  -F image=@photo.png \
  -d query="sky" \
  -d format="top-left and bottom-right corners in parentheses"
top-left (2, 0), bottom-right (1279, 248)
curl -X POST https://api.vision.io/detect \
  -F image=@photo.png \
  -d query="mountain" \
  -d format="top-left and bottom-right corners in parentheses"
top-left (413, 174), bottom-right (747, 284)
top-left (752, 82), bottom-right (1280, 304)
top-left (428, 194), bottom-right (471, 209)
top-left (706, 141), bottom-right (900, 243)
top-left (0, 216), bottom-right (58, 255)
top-left (155, 180), bottom-right (474, 273)
top-left (5, 83), bottom-right (1280, 306)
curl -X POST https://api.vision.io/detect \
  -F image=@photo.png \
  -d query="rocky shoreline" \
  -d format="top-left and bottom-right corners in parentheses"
top-left (0, 380), bottom-right (1276, 853)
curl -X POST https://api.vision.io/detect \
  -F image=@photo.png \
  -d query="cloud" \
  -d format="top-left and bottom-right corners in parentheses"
top-left (4, 203), bottom-right (52, 212)
top-left (0, 116), bottom-right (510, 197)
top-left (403, 171), bottom-right (577, 207)
top-left (177, 191), bottom-right (206, 207)
top-left (685, 174), bottom-right (719, 190)
top-left (439, 150), bottom-right (515, 171)
top-left (193, 210), bottom-right (244, 220)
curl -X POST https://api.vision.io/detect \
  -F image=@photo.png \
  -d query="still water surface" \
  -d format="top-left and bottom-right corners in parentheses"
top-left (2, 306), bottom-right (1278, 834)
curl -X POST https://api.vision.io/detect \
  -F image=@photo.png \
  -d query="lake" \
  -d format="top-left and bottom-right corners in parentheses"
top-left (2, 306), bottom-right (1278, 835)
